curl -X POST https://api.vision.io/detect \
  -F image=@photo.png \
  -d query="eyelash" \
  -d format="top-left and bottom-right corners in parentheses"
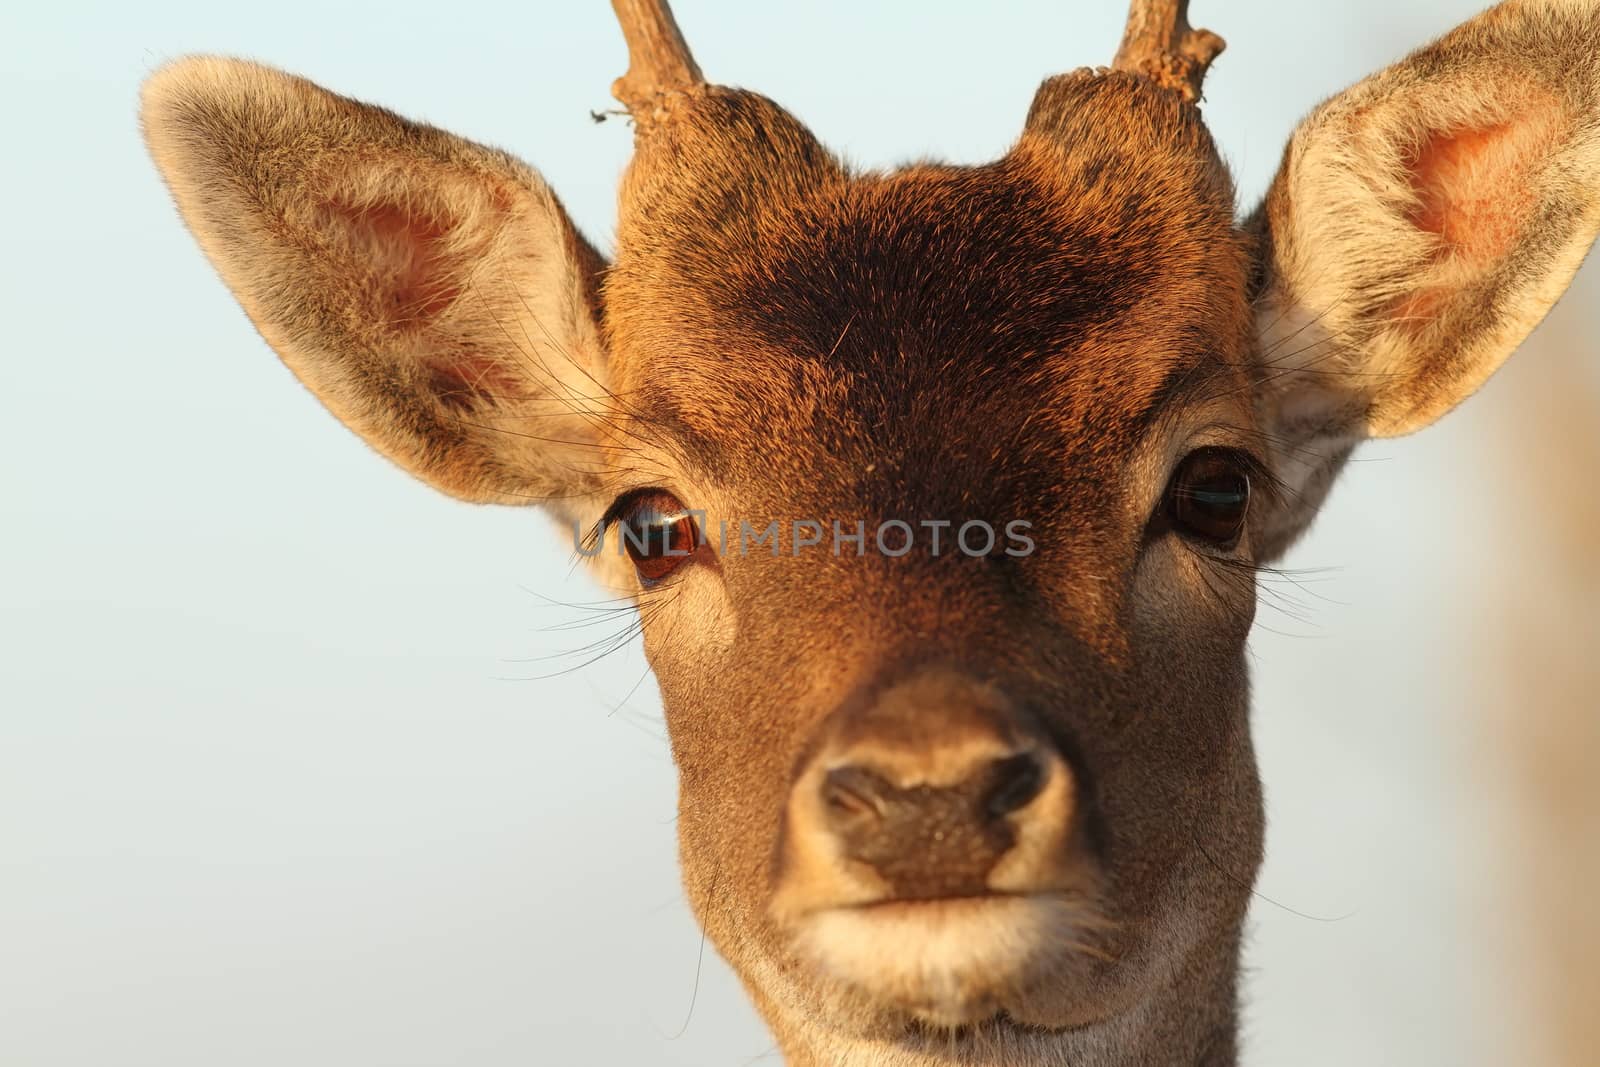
top-left (1145, 445), bottom-right (1280, 553)
top-left (593, 487), bottom-right (705, 586)
top-left (594, 487), bottom-right (670, 540)
top-left (1176, 435), bottom-right (1283, 502)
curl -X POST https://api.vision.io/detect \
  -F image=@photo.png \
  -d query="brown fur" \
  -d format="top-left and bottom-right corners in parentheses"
top-left (141, 2), bottom-right (1600, 1063)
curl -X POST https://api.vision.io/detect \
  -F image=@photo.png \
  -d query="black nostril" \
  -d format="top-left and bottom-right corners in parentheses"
top-left (822, 766), bottom-right (893, 826)
top-left (984, 753), bottom-right (1046, 819)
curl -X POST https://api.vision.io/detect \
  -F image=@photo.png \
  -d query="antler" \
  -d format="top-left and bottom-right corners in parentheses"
top-left (610, 0), bottom-right (704, 118)
top-left (1112, 0), bottom-right (1224, 103)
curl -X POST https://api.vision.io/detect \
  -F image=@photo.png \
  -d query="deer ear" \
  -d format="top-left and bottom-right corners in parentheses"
top-left (141, 57), bottom-right (613, 520)
top-left (1247, 0), bottom-right (1600, 561)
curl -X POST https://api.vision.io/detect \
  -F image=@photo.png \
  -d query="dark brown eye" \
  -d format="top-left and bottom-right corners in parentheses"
top-left (614, 491), bottom-right (701, 584)
top-left (1165, 447), bottom-right (1251, 546)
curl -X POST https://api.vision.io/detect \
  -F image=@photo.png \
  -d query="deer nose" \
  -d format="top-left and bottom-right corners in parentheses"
top-left (822, 751), bottom-right (1048, 835)
top-left (818, 749), bottom-right (1059, 897)
top-left (773, 670), bottom-right (1081, 913)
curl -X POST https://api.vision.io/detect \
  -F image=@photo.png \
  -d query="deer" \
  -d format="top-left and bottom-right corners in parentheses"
top-left (139, 0), bottom-right (1600, 1063)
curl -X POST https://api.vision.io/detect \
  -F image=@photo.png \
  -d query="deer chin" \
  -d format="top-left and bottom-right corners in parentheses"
top-left (784, 894), bottom-right (1115, 1032)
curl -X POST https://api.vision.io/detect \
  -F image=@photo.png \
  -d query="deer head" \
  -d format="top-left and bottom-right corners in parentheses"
top-left (140, 1), bottom-right (1600, 1063)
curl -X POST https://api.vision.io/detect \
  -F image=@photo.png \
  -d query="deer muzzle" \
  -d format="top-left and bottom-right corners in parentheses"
top-left (769, 668), bottom-right (1103, 1025)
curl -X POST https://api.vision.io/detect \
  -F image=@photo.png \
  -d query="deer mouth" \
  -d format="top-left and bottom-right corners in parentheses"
top-left (786, 892), bottom-right (1114, 1030)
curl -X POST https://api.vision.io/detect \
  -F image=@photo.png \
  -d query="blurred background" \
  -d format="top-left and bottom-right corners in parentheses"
top-left (3, 1), bottom-right (1596, 1064)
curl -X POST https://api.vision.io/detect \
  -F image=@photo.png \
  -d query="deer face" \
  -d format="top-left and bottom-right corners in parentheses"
top-left (142, 1), bottom-right (1600, 1062)
top-left (600, 79), bottom-right (1262, 1036)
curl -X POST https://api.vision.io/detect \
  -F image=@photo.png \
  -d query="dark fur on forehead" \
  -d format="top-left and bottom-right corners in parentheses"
top-left (604, 74), bottom-right (1254, 507)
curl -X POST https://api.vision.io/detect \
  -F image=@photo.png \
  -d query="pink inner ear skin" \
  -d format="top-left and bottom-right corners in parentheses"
top-left (310, 190), bottom-right (527, 412)
top-left (1406, 106), bottom-right (1563, 270)
top-left (1393, 102), bottom-right (1565, 327)
top-left (319, 196), bottom-right (464, 323)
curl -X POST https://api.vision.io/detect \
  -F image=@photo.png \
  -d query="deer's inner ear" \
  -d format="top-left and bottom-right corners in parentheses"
top-left (141, 57), bottom-right (613, 511)
top-left (1396, 99), bottom-right (1568, 325)
top-left (1408, 113), bottom-right (1560, 264)
top-left (313, 190), bottom-right (471, 324)
top-left (298, 162), bottom-right (517, 340)
top-left (305, 170), bottom-right (536, 414)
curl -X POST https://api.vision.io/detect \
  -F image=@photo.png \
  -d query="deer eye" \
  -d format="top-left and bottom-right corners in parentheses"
top-left (1164, 448), bottom-right (1251, 547)
top-left (610, 490), bottom-right (702, 585)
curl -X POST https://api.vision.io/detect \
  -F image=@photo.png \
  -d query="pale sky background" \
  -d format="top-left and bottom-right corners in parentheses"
top-left (3, 2), bottom-right (1597, 1065)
